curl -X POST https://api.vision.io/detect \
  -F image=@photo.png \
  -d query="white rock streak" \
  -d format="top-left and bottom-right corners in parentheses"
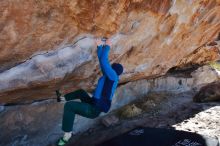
top-left (0, 37), bottom-right (95, 92)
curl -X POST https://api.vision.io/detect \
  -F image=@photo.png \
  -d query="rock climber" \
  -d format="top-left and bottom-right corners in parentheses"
top-left (56, 37), bottom-right (123, 146)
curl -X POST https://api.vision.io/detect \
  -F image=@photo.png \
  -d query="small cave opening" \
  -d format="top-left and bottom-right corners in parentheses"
top-left (166, 64), bottom-right (201, 77)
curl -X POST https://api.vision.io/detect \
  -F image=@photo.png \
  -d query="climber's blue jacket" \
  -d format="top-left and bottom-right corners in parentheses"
top-left (93, 45), bottom-right (119, 113)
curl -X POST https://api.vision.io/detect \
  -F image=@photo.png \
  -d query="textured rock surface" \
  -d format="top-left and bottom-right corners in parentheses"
top-left (0, 100), bottom-right (63, 146)
top-left (66, 92), bottom-right (220, 146)
top-left (193, 81), bottom-right (220, 102)
top-left (191, 65), bottom-right (220, 87)
top-left (0, 1), bottom-right (220, 145)
top-left (0, 0), bottom-right (220, 104)
top-left (173, 104), bottom-right (220, 139)
top-left (0, 66), bottom-right (219, 146)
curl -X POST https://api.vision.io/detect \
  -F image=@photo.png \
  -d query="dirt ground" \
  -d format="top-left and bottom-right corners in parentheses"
top-left (63, 91), bottom-right (220, 146)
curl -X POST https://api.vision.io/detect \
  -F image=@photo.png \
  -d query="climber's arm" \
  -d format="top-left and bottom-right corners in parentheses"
top-left (96, 38), bottom-right (105, 74)
top-left (99, 45), bottom-right (117, 80)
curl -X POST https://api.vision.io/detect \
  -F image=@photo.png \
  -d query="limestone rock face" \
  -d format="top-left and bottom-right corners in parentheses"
top-left (0, 0), bottom-right (220, 104)
top-left (0, 0), bottom-right (171, 72)
top-left (0, 65), bottom-right (219, 146)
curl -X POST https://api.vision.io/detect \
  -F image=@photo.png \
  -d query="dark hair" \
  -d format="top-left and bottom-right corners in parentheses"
top-left (111, 63), bottom-right (123, 75)
top-left (101, 37), bottom-right (108, 43)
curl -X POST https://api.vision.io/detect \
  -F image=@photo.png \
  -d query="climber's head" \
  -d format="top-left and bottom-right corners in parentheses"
top-left (111, 63), bottom-right (123, 76)
top-left (101, 37), bottom-right (108, 43)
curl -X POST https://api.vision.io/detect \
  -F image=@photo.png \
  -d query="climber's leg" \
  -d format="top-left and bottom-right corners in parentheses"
top-left (57, 101), bottom-right (100, 145)
top-left (56, 89), bottom-right (93, 103)
top-left (62, 101), bottom-right (100, 132)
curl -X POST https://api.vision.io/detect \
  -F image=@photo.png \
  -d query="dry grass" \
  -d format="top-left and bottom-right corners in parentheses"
top-left (118, 92), bottom-right (172, 119)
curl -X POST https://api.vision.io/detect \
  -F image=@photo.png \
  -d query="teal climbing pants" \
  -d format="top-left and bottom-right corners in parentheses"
top-left (62, 89), bottom-right (101, 132)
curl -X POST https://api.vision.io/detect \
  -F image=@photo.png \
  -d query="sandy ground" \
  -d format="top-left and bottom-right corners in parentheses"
top-left (56, 91), bottom-right (220, 146)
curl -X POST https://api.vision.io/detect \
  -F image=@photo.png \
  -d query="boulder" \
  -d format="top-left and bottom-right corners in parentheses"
top-left (193, 81), bottom-right (220, 102)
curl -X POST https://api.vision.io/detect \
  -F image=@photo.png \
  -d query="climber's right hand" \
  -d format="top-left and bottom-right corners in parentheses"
top-left (95, 38), bottom-right (102, 47)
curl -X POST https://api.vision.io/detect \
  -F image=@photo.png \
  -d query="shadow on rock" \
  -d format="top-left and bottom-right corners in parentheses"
top-left (193, 81), bottom-right (220, 102)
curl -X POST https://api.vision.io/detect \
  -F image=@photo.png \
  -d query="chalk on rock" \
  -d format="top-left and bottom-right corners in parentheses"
top-left (101, 115), bottom-right (119, 127)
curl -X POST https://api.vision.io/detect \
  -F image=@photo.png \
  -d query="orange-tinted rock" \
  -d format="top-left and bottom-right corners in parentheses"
top-left (0, 0), bottom-right (171, 72)
top-left (0, 0), bottom-right (220, 104)
top-left (174, 44), bottom-right (220, 69)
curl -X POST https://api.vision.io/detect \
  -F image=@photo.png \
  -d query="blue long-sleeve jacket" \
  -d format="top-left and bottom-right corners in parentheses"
top-left (93, 45), bottom-right (119, 113)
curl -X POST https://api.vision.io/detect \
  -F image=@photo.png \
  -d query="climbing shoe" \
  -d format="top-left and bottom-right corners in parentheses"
top-left (56, 90), bottom-right (62, 102)
top-left (57, 137), bottom-right (69, 146)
